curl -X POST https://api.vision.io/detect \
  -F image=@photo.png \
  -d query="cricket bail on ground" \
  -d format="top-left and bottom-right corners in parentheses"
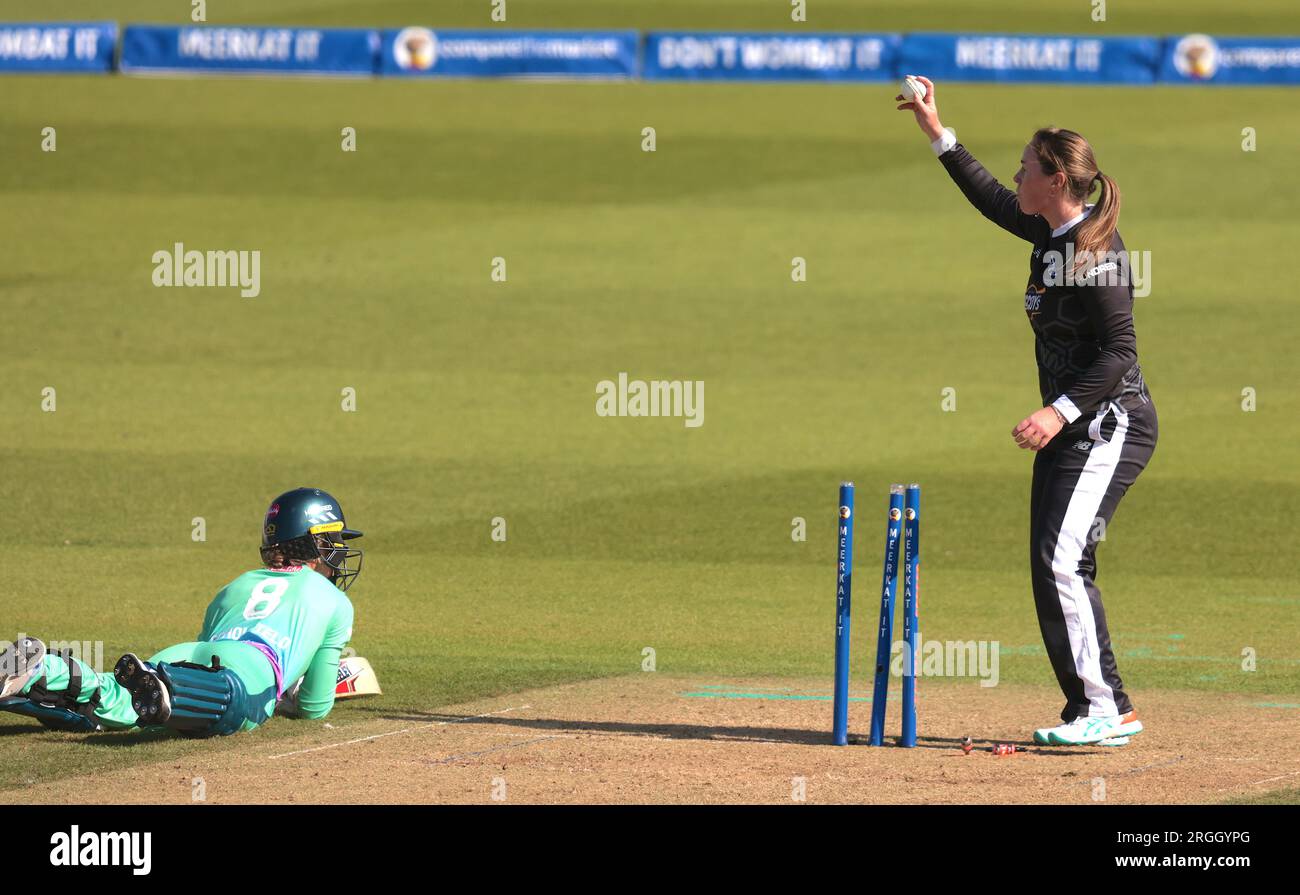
top-left (831, 482), bottom-right (920, 746)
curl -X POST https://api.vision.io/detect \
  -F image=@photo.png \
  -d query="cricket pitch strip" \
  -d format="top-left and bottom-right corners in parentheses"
top-left (3, 675), bottom-right (1296, 804)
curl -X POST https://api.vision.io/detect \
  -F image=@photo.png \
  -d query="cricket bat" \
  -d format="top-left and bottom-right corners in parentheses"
top-left (334, 656), bottom-right (382, 699)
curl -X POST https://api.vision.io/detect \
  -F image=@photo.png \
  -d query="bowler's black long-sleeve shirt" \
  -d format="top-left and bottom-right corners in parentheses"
top-left (936, 142), bottom-right (1151, 422)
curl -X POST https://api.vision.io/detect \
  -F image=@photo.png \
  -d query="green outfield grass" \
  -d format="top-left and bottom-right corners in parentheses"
top-left (1, 1), bottom-right (1298, 796)
top-left (1224, 788), bottom-right (1300, 806)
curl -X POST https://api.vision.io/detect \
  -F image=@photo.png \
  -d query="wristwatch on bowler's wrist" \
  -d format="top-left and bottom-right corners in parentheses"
top-left (1050, 406), bottom-right (1067, 426)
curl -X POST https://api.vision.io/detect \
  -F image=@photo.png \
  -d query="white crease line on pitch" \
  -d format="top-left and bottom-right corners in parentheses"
top-left (1215, 766), bottom-right (1300, 792)
top-left (1246, 769), bottom-right (1300, 787)
top-left (1069, 754), bottom-right (1186, 786)
top-left (269, 704), bottom-right (530, 759)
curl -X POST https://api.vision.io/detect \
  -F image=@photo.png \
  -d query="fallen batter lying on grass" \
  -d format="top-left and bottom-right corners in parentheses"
top-left (0, 487), bottom-right (364, 737)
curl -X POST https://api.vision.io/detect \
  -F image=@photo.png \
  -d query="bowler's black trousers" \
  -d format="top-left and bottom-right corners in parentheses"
top-left (1030, 396), bottom-right (1158, 721)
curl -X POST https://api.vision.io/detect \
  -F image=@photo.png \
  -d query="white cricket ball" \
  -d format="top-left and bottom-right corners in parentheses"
top-left (900, 76), bottom-right (925, 104)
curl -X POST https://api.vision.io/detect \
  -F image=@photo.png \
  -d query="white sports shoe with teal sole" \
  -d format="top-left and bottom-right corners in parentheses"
top-left (1038, 710), bottom-right (1143, 746)
top-left (1033, 733), bottom-right (1132, 746)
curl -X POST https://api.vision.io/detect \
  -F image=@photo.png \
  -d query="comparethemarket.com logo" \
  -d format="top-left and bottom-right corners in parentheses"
top-left (49, 826), bottom-right (151, 876)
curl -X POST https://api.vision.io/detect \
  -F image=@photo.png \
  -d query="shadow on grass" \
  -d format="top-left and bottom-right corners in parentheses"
top-left (352, 707), bottom-right (1123, 755)
top-left (370, 709), bottom-right (831, 745)
top-left (0, 720), bottom-right (176, 745)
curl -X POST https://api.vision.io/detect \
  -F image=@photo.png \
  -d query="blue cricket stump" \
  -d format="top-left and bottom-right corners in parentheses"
top-left (831, 482), bottom-right (855, 746)
top-left (901, 483), bottom-right (921, 748)
top-left (869, 484), bottom-right (905, 746)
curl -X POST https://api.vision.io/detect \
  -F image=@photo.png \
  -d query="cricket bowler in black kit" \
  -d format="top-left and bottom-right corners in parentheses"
top-left (897, 76), bottom-right (1156, 747)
